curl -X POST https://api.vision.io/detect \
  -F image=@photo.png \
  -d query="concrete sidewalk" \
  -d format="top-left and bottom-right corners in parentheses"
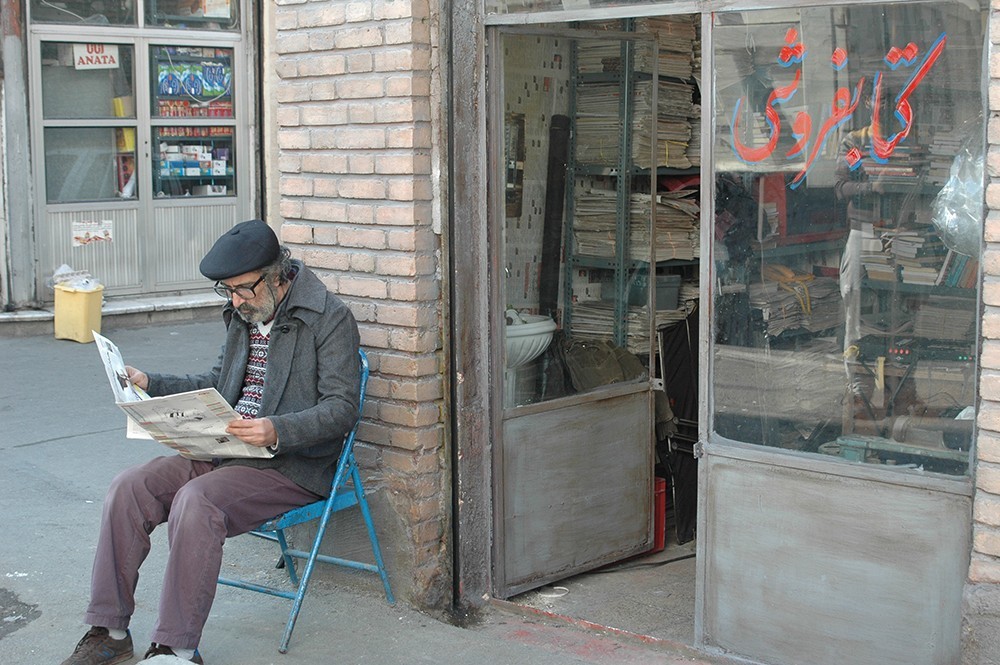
top-left (0, 321), bottom-right (730, 665)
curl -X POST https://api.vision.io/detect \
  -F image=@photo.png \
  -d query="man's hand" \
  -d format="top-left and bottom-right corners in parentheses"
top-left (125, 366), bottom-right (149, 391)
top-left (226, 418), bottom-right (277, 447)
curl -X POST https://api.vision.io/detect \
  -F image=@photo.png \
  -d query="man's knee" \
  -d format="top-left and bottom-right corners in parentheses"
top-left (170, 480), bottom-right (226, 534)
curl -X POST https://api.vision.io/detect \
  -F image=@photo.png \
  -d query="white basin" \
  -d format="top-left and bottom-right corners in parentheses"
top-left (505, 314), bottom-right (557, 369)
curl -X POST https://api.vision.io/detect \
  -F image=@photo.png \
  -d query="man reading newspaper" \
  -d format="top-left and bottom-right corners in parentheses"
top-left (61, 219), bottom-right (361, 665)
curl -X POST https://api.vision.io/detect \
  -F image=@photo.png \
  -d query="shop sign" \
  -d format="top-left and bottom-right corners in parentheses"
top-left (73, 44), bottom-right (120, 70)
top-left (727, 29), bottom-right (946, 190)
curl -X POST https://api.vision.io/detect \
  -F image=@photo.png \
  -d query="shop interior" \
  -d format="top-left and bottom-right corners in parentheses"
top-left (495, 3), bottom-right (983, 645)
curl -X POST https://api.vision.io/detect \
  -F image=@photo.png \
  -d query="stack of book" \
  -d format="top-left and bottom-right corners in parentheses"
top-left (926, 132), bottom-right (963, 186)
top-left (913, 297), bottom-right (976, 341)
top-left (861, 224), bottom-right (896, 282)
top-left (937, 251), bottom-right (979, 288)
top-left (892, 231), bottom-right (946, 285)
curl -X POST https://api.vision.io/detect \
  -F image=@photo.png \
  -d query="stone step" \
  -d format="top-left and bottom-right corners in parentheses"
top-left (0, 292), bottom-right (223, 338)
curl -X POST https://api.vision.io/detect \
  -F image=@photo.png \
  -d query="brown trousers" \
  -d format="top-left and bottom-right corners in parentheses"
top-left (83, 456), bottom-right (320, 649)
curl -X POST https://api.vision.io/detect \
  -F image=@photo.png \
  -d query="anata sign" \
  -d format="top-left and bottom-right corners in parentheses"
top-left (73, 43), bottom-right (120, 70)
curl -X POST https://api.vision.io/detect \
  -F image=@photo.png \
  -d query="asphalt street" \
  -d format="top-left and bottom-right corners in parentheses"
top-left (0, 320), bottom-right (724, 665)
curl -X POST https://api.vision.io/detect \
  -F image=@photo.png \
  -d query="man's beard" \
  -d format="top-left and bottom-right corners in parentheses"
top-left (235, 285), bottom-right (278, 324)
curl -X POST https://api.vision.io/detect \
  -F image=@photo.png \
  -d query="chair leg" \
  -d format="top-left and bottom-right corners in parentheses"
top-left (278, 515), bottom-right (334, 654)
top-left (275, 529), bottom-right (298, 585)
top-left (352, 465), bottom-right (395, 605)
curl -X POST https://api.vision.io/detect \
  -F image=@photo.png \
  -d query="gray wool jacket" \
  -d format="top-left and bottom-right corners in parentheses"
top-left (145, 261), bottom-right (361, 497)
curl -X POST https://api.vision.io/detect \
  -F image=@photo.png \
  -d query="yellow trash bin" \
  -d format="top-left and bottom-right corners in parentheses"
top-left (54, 283), bottom-right (104, 343)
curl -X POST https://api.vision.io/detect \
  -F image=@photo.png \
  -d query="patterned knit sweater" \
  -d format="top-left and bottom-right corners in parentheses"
top-left (234, 322), bottom-right (270, 418)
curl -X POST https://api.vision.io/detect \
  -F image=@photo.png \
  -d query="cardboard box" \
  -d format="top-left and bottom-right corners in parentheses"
top-left (115, 128), bottom-right (136, 153)
top-left (211, 160), bottom-right (227, 175)
top-left (193, 184), bottom-right (227, 196)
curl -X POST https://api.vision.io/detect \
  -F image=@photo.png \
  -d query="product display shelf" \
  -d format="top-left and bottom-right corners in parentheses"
top-left (563, 18), bottom-right (701, 352)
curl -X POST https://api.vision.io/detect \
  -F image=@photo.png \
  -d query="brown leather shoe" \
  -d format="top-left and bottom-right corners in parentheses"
top-left (60, 627), bottom-right (133, 665)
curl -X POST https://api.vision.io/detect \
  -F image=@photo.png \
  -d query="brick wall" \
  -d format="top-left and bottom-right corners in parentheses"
top-left (964, 9), bottom-right (1000, 661)
top-left (268, 0), bottom-right (448, 609)
top-left (975, 20), bottom-right (1000, 584)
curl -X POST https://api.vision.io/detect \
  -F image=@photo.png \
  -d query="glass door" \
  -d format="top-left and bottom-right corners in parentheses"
top-left (28, 3), bottom-right (252, 298)
top-left (492, 25), bottom-right (663, 598)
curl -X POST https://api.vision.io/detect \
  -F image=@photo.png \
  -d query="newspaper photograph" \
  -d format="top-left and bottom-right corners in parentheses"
top-left (93, 331), bottom-right (274, 460)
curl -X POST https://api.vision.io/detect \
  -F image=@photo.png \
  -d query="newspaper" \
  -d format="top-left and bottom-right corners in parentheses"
top-left (93, 332), bottom-right (274, 460)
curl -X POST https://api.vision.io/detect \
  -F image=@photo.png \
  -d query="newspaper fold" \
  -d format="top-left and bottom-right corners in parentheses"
top-left (93, 331), bottom-right (274, 460)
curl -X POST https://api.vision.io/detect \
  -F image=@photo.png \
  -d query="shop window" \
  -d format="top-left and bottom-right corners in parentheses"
top-left (150, 45), bottom-right (236, 197)
top-left (31, 0), bottom-right (135, 25)
top-left (711, 2), bottom-right (985, 476)
top-left (44, 127), bottom-right (134, 202)
top-left (499, 21), bottom-right (702, 409)
top-left (486, 0), bottom-right (658, 16)
top-left (147, 0), bottom-right (239, 30)
top-left (41, 42), bottom-right (137, 202)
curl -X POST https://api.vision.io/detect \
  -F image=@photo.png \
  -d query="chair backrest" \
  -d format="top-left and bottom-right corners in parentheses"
top-left (330, 349), bottom-right (369, 485)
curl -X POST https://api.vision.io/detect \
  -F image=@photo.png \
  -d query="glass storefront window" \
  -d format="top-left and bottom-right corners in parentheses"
top-left (153, 126), bottom-right (235, 197)
top-left (486, 0), bottom-right (660, 17)
top-left (31, 0), bottom-right (135, 25)
top-left (44, 127), bottom-right (135, 202)
top-left (41, 42), bottom-right (134, 120)
top-left (41, 41), bottom-right (137, 203)
top-left (150, 45), bottom-right (236, 198)
top-left (500, 21), bottom-right (701, 409)
top-left (147, 0), bottom-right (239, 30)
top-left (711, 2), bottom-right (985, 476)
top-left (151, 46), bottom-right (233, 119)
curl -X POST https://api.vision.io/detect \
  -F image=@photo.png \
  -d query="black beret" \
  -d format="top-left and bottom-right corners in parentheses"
top-left (199, 219), bottom-right (280, 280)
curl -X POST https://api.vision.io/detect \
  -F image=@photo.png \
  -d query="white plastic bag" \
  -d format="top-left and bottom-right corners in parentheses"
top-left (931, 125), bottom-right (985, 258)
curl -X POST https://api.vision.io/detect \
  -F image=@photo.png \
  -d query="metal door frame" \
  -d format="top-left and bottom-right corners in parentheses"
top-left (25, 1), bottom-right (255, 298)
top-left (486, 24), bottom-right (659, 598)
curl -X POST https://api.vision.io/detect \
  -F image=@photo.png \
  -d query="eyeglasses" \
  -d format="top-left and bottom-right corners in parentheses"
top-left (214, 274), bottom-right (265, 300)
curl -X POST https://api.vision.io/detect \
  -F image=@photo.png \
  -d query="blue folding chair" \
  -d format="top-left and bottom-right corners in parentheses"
top-left (218, 349), bottom-right (394, 653)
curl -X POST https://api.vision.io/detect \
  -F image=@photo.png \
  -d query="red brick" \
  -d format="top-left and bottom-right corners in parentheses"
top-left (297, 55), bottom-right (348, 77)
top-left (279, 200), bottom-right (303, 219)
top-left (377, 303), bottom-right (437, 327)
top-left (278, 129), bottom-right (311, 150)
top-left (339, 228), bottom-right (386, 249)
top-left (348, 154), bottom-right (376, 174)
top-left (377, 352), bottom-right (440, 378)
top-left (339, 276), bottom-right (389, 299)
top-left (280, 176), bottom-right (314, 196)
top-left (345, 1), bottom-right (373, 22)
top-left (339, 179), bottom-right (388, 200)
top-left (302, 153), bottom-right (349, 173)
top-left (336, 78), bottom-right (386, 100)
top-left (335, 27), bottom-right (383, 49)
top-left (297, 5), bottom-right (346, 27)
top-left (358, 323), bottom-right (391, 349)
top-left (280, 224), bottom-right (314, 244)
top-left (379, 401), bottom-right (441, 428)
top-left (313, 226), bottom-right (339, 244)
top-left (299, 248), bottom-right (351, 271)
top-left (350, 252), bottom-right (376, 273)
top-left (386, 375), bottom-right (442, 401)
top-left (388, 276), bottom-right (440, 301)
top-left (301, 200), bottom-right (347, 222)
